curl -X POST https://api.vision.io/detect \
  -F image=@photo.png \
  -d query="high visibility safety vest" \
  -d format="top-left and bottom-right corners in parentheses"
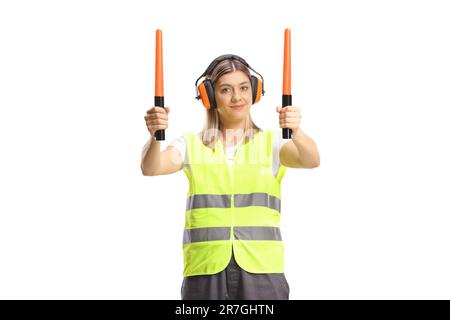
top-left (182, 129), bottom-right (288, 276)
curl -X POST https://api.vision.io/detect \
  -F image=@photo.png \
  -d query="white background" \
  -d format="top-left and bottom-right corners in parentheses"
top-left (0, 0), bottom-right (449, 299)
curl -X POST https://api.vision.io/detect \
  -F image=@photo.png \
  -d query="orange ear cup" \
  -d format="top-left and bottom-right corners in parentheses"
top-left (197, 79), bottom-right (216, 109)
top-left (255, 79), bottom-right (263, 103)
top-left (197, 83), bottom-right (212, 109)
top-left (251, 76), bottom-right (263, 104)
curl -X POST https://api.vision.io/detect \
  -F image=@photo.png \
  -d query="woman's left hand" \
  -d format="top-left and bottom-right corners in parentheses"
top-left (276, 105), bottom-right (302, 136)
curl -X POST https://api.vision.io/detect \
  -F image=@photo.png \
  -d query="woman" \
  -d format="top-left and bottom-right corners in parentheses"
top-left (141, 55), bottom-right (320, 300)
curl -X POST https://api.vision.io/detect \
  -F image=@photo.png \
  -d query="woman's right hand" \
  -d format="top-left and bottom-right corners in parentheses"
top-left (144, 106), bottom-right (170, 138)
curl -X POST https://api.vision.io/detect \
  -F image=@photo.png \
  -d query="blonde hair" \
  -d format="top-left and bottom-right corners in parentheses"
top-left (199, 58), bottom-right (262, 150)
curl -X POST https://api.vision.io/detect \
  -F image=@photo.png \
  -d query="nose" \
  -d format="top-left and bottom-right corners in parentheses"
top-left (231, 89), bottom-right (242, 103)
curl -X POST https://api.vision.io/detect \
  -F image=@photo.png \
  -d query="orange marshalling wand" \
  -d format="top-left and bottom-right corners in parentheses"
top-left (282, 28), bottom-right (292, 139)
top-left (154, 29), bottom-right (165, 140)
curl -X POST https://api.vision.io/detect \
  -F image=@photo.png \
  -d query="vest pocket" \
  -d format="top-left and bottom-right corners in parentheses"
top-left (232, 240), bottom-right (284, 273)
top-left (183, 240), bottom-right (232, 276)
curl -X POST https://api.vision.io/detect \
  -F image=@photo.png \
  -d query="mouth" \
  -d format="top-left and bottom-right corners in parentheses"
top-left (229, 104), bottom-right (246, 110)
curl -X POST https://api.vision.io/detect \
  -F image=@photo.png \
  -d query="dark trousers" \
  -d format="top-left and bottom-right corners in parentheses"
top-left (181, 252), bottom-right (290, 300)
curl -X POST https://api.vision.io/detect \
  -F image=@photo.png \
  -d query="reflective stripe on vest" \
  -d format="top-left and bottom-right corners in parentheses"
top-left (183, 226), bottom-right (230, 243)
top-left (186, 192), bottom-right (280, 212)
top-left (183, 226), bottom-right (282, 244)
top-left (186, 194), bottom-right (231, 210)
top-left (234, 193), bottom-right (281, 212)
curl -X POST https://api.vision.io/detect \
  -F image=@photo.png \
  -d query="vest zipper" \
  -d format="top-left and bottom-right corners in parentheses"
top-left (230, 153), bottom-right (235, 242)
top-left (230, 138), bottom-right (244, 243)
top-left (222, 140), bottom-right (237, 243)
top-left (223, 138), bottom-right (244, 243)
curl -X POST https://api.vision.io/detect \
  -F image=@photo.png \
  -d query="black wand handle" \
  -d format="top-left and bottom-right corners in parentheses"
top-left (154, 96), bottom-right (165, 141)
top-left (282, 94), bottom-right (292, 139)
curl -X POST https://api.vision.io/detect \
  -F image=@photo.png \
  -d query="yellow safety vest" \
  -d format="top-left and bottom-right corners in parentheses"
top-left (182, 129), bottom-right (287, 276)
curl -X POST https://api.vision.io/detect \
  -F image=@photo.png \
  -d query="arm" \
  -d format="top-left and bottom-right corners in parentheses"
top-left (141, 137), bottom-right (183, 176)
top-left (141, 105), bottom-right (183, 176)
top-left (277, 105), bottom-right (320, 169)
top-left (280, 129), bottom-right (320, 168)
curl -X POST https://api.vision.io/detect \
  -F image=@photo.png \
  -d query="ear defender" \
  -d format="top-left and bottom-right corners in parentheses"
top-left (197, 79), bottom-right (216, 110)
top-left (195, 54), bottom-right (265, 109)
top-left (251, 75), bottom-right (263, 104)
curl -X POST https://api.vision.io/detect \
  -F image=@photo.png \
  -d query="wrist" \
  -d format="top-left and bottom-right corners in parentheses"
top-left (291, 128), bottom-right (302, 139)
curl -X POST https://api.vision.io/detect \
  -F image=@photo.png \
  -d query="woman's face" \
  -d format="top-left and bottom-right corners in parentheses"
top-left (214, 70), bottom-right (252, 126)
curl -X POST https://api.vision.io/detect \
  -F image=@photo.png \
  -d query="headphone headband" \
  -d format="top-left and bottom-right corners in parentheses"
top-left (203, 54), bottom-right (249, 76)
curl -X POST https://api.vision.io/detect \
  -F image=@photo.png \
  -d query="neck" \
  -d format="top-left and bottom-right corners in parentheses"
top-left (220, 119), bottom-right (249, 146)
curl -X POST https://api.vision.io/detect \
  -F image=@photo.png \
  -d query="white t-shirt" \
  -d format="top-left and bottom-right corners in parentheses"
top-left (168, 130), bottom-right (289, 176)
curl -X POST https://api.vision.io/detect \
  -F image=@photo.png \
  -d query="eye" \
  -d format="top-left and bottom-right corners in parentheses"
top-left (241, 86), bottom-right (249, 91)
top-left (221, 88), bottom-right (230, 94)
